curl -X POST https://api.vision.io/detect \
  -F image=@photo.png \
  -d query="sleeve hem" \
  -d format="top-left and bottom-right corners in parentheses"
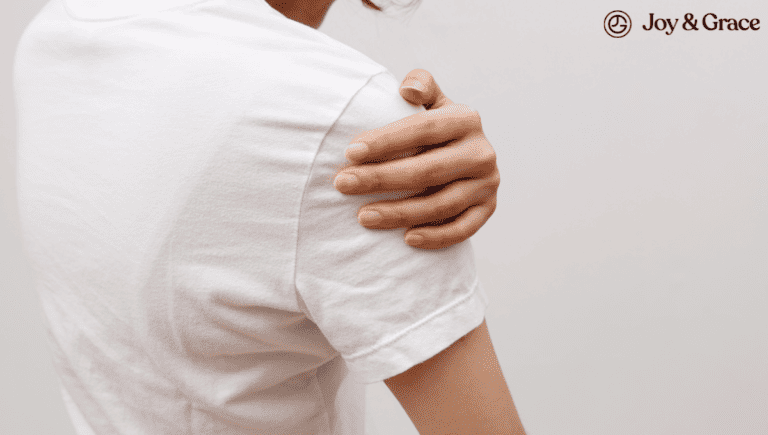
top-left (344, 279), bottom-right (489, 384)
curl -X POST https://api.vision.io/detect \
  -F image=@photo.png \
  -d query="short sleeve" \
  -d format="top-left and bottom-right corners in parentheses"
top-left (295, 71), bottom-right (489, 384)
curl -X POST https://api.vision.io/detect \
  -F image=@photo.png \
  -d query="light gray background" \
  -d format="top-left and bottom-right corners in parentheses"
top-left (2, 0), bottom-right (767, 434)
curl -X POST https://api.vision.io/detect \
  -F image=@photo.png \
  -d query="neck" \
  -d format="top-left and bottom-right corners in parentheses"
top-left (265, 0), bottom-right (335, 29)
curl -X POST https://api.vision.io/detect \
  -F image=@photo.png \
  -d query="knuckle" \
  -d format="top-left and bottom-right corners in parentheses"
top-left (419, 116), bottom-right (440, 137)
top-left (456, 140), bottom-right (495, 179)
top-left (422, 162), bottom-right (448, 186)
top-left (460, 104), bottom-right (482, 127)
top-left (488, 168), bottom-right (501, 189)
top-left (389, 206), bottom-right (412, 226)
top-left (474, 145), bottom-right (497, 175)
top-left (473, 182), bottom-right (495, 203)
top-left (434, 194), bottom-right (463, 219)
top-left (464, 207), bottom-right (485, 234)
top-left (447, 104), bottom-right (481, 134)
top-left (486, 197), bottom-right (498, 215)
top-left (483, 171), bottom-right (501, 197)
top-left (472, 108), bottom-right (482, 125)
top-left (365, 169), bottom-right (384, 191)
top-left (454, 180), bottom-right (473, 198)
top-left (456, 103), bottom-right (476, 114)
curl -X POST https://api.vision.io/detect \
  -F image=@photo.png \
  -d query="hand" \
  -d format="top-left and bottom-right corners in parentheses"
top-left (333, 69), bottom-right (500, 250)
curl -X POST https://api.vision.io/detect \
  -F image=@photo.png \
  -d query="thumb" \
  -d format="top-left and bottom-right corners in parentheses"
top-left (399, 68), bottom-right (454, 110)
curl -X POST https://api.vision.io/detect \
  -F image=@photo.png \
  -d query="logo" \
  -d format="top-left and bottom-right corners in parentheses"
top-left (605, 11), bottom-right (761, 37)
top-left (641, 13), bottom-right (760, 34)
top-left (605, 10), bottom-right (632, 38)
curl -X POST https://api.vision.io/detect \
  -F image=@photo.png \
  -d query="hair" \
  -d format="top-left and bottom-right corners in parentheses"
top-left (361, 0), bottom-right (425, 20)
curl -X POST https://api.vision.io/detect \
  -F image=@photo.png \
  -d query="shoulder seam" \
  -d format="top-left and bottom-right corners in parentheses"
top-left (291, 69), bottom-right (389, 322)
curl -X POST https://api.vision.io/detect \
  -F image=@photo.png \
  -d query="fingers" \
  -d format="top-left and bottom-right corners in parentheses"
top-left (338, 67), bottom-right (499, 250)
top-left (398, 68), bottom-right (454, 110)
top-left (345, 67), bottom-right (469, 164)
top-left (356, 171), bottom-right (500, 229)
top-left (403, 200), bottom-right (497, 250)
top-left (344, 103), bottom-right (482, 163)
top-left (335, 134), bottom-right (496, 194)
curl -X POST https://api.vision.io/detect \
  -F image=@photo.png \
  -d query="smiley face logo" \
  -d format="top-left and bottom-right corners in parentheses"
top-left (605, 10), bottom-right (632, 38)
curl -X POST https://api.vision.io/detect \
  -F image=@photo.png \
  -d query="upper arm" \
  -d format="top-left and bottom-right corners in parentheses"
top-left (383, 319), bottom-right (527, 435)
top-left (294, 71), bottom-right (489, 384)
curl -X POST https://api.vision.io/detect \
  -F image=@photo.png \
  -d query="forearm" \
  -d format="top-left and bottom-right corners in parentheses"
top-left (384, 319), bottom-right (527, 435)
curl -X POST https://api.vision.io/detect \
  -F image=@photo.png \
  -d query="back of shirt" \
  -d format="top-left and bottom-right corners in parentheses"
top-left (14, 0), bottom-right (488, 433)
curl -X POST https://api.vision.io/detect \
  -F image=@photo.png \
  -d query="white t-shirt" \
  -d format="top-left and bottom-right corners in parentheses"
top-left (14, 0), bottom-right (489, 433)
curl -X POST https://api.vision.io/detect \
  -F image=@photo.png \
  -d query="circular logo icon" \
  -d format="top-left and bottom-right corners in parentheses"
top-left (604, 10), bottom-right (631, 38)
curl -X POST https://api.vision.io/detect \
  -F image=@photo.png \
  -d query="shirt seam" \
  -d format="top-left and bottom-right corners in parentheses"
top-left (291, 69), bottom-right (388, 323)
top-left (344, 276), bottom-right (482, 362)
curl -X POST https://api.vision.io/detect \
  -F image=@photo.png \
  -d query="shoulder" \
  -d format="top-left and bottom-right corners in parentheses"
top-left (23, 0), bottom-right (389, 87)
top-left (172, 0), bottom-right (393, 121)
top-left (185, 0), bottom-right (389, 86)
top-left (18, 0), bottom-right (395, 141)
top-left (294, 69), bottom-right (487, 384)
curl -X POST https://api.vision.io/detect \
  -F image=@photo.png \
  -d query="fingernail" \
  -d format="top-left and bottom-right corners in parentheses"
top-left (404, 80), bottom-right (425, 92)
top-left (358, 210), bottom-right (383, 226)
top-left (346, 143), bottom-right (369, 161)
top-left (334, 173), bottom-right (359, 192)
top-left (405, 234), bottom-right (424, 246)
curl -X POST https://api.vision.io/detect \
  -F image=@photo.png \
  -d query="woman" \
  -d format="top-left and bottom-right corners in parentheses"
top-left (14, 0), bottom-right (525, 433)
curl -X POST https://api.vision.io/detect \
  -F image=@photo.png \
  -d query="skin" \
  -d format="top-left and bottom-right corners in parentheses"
top-left (265, 0), bottom-right (380, 29)
top-left (385, 319), bottom-right (527, 435)
top-left (266, 0), bottom-right (500, 250)
top-left (265, 0), bottom-right (336, 29)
